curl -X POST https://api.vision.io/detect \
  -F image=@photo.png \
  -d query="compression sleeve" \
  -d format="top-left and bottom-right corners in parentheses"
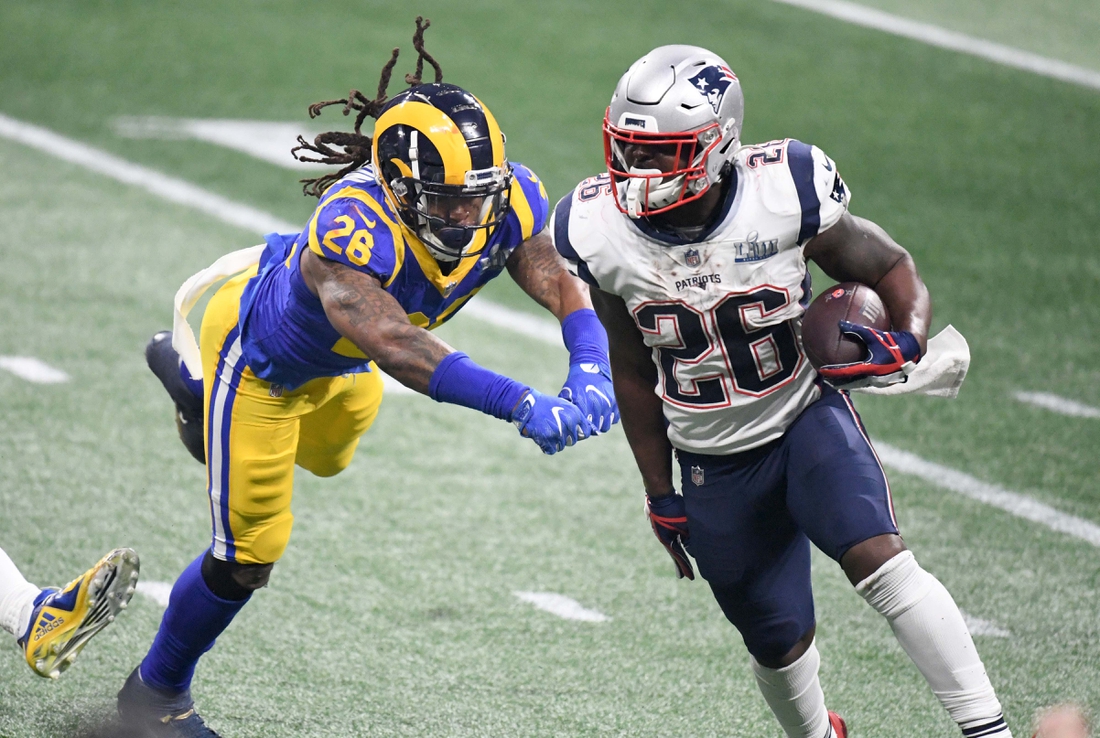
top-left (560, 308), bottom-right (611, 370)
top-left (428, 352), bottom-right (530, 422)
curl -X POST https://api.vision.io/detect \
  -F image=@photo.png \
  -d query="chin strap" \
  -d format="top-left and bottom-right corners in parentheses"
top-left (622, 167), bottom-right (688, 217)
top-left (416, 223), bottom-right (473, 262)
top-left (623, 178), bottom-right (645, 218)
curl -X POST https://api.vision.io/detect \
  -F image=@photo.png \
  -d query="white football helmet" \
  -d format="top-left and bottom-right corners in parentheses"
top-left (603, 45), bottom-right (744, 217)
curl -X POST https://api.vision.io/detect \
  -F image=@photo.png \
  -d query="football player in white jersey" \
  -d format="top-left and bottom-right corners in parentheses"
top-left (553, 45), bottom-right (1012, 738)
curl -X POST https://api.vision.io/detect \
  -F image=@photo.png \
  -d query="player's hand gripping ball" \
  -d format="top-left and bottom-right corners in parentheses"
top-left (801, 282), bottom-right (920, 389)
top-left (559, 362), bottom-right (618, 434)
top-left (645, 493), bottom-right (694, 580)
top-left (511, 390), bottom-right (595, 455)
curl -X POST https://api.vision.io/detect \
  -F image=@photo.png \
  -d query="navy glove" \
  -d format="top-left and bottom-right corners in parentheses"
top-left (817, 321), bottom-right (921, 389)
top-left (511, 389), bottom-right (595, 455)
top-left (645, 492), bottom-right (694, 580)
top-left (559, 362), bottom-right (618, 434)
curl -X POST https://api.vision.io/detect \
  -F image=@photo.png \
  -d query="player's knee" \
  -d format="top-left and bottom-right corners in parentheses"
top-left (854, 549), bottom-right (931, 619)
top-left (201, 549), bottom-right (275, 600)
top-left (840, 533), bottom-right (908, 586)
top-left (718, 591), bottom-right (815, 666)
top-left (297, 455), bottom-right (351, 478)
top-left (296, 445), bottom-right (356, 477)
top-left (745, 624), bottom-right (816, 669)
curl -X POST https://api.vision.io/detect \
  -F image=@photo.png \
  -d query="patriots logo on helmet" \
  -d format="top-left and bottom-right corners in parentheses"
top-left (688, 65), bottom-right (738, 115)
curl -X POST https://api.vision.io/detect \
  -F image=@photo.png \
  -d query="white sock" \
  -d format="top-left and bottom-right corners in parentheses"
top-left (857, 551), bottom-right (1012, 737)
top-left (751, 641), bottom-right (835, 738)
top-left (0, 547), bottom-right (42, 639)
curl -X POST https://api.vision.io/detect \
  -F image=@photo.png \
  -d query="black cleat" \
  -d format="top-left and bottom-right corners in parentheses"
top-left (117, 667), bottom-right (222, 738)
top-left (146, 331), bottom-right (205, 464)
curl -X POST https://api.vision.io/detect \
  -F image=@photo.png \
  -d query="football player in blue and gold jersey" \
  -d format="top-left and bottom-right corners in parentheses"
top-left (117, 20), bottom-right (617, 736)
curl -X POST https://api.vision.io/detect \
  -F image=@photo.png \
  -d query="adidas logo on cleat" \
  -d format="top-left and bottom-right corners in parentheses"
top-left (35, 614), bottom-right (65, 638)
top-left (21, 548), bottom-right (139, 679)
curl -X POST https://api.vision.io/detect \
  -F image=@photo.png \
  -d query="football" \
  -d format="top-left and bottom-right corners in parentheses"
top-left (801, 282), bottom-right (891, 369)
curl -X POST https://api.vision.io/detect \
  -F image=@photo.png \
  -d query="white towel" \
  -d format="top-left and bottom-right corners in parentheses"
top-left (172, 245), bottom-right (265, 379)
top-left (849, 325), bottom-right (970, 398)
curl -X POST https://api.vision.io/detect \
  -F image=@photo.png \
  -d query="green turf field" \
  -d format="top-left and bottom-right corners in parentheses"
top-left (1, 1), bottom-right (1098, 736)
top-left (849, 0), bottom-right (1100, 72)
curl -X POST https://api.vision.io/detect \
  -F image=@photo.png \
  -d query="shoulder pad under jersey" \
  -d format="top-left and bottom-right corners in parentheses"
top-left (505, 162), bottom-right (551, 242)
top-left (549, 173), bottom-right (616, 288)
top-left (740, 138), bottom-right (852, 243)
top-left (304, 184), bottom-right (404, 285)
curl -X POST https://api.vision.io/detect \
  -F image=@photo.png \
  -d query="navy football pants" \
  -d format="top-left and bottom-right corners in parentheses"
top-left (676, 386), bottom-right (898, 664)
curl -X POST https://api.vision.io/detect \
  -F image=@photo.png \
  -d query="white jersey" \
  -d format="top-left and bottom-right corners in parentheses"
top-left (552, 139), bottom-right (851, 455)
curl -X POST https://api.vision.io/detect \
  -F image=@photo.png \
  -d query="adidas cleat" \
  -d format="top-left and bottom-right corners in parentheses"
top-left (146, 330), bottom-right (206, 464)
top-left (117, 667), bottom-right (222, 737)
top-left (19, 547), bottom-right (140, 678)
top-left (829, 710), bottom-right (848, 738)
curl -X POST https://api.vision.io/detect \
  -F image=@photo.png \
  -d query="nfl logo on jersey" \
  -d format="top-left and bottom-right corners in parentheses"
top-left (685, 248), bottom-right (702, 267)
top-left (691, 465), bottom-right (705, 486)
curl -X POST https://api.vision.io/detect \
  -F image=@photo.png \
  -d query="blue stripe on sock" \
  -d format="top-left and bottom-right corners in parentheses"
top-left (962, 716), bottom-right (1008, 737)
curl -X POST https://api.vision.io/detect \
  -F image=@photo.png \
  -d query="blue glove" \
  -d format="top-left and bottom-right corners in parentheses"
top-left (559, 308), bottom-right (619, 434)
top-left (645, 493), bottom-right (694, 580)
top-left (511, 389), bottom-right (595, 455)
top-left (559, 362), bottom-right (618, 434)
top-left (818, 321), bottom-right (921, 389)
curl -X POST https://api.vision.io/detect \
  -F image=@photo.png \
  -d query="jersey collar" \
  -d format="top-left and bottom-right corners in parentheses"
top-left (402, 223), bottom-right (489, 296)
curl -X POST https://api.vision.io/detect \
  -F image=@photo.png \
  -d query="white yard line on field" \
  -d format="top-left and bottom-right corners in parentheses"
top-left (514, 591), bottom-right (610, 622)
top-left (0, 113), bottom-right (296, 234)
top-left (2, 113), bottom-right (1098, 550)
top-left (960, 610), bottom-right (1011, 638)
top-left (876, 443), bottom-right (1100, 548)
top-left (0, 356), bottom-right (70, 384)
top-left (136, 580), bottom-right (173, 608)
top-left (113, 117), bottom-right (326, 171)
top-left (1013, 391), bottom-right (1100, 419)
top-left (462, 299), bottom-right (563, 345)
top-left (769, 0), bottom-right (1100, 92)
top-left (380, 371), bottom-right (415, 396)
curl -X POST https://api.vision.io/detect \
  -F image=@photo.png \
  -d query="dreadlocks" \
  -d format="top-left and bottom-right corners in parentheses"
top-left (292, 16), bottom-right (444, 198)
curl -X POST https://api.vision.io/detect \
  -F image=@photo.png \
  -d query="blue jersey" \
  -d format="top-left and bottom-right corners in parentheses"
top-left (237, 162), bottom-right (549, 389)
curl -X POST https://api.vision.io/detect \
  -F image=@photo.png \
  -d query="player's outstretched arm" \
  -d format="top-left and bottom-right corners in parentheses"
top-left (302, 249), bottom-right (592, 453)
top-left (305, 246), bottom-right (453, 393)
top-left (508, 229), bottom-right (618, 433)
top-left (804, 212), bottom-right (932, 386)
top-left (591, 288), bottom-right (693, 579)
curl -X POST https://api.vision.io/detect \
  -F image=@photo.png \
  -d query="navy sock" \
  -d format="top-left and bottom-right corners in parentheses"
top-left (139, 551), bottom-right (249, 694)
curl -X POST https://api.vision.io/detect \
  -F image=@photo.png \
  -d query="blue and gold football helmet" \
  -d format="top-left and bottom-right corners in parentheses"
top-left (373, 83), bottom-right (513, 261)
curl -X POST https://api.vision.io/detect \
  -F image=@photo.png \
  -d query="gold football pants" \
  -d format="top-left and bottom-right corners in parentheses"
top-left (200, 269), bottom-right (383, 564)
